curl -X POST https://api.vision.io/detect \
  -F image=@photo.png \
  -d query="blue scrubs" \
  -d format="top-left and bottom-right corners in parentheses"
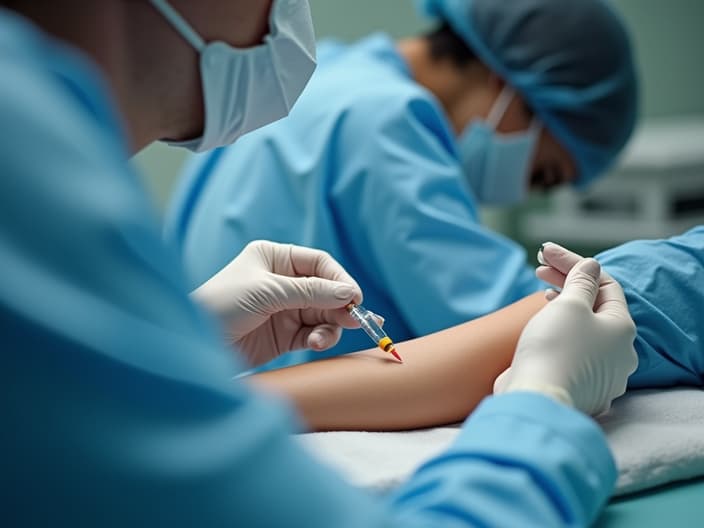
top-left (3, 11), bottom-right (616, 526)
top-left (166, 34), bottom-right (544, 367)
top-left (599, 226), bottom-right (704, 388)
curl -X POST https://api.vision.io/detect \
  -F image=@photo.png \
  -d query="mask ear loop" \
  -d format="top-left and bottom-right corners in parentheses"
top-left (487, 85), bottom-right (543, 137)
top-left (485, 85), bottom-right (516, 129)
top-left (149, 0), bottom-right (206, 52)
top-left (487, 86), bottom-right (543, 195)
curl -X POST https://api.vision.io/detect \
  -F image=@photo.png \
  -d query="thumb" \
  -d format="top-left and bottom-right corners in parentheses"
top-left (557, 258), bottom-right (601, 309)
top-left (274, 274), bottom-right (359, 311)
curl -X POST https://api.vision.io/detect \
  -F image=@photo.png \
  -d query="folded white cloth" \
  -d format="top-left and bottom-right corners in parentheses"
top-left (297, 388), bottom-right (704, 496)
top-left (599, 388), bottom-right (704, 494)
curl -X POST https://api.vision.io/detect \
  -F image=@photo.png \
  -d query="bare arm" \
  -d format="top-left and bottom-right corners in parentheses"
top-left (251, 293), bottom-right (546, 431)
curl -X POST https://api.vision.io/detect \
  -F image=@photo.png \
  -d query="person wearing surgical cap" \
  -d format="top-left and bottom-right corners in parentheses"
top-left (166, 0), bottom-right (638, 369)
top-left (1, 0), bottom-right (641, 524)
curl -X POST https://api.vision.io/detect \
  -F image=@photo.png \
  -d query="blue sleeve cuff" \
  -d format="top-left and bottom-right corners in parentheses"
top-left (391, 392), bottom-right (616, 527)
top-left (458, 392), bottom-right (616, 522)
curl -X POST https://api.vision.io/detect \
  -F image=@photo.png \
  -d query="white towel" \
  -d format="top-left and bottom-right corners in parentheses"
top-left (297, 388), bottom-right (704, 496)
top-left (599, 388), bottom-right (704, 494)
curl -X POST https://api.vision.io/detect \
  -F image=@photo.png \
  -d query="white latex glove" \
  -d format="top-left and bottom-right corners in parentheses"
top-left (535, 241), bottom-right (609, 299)
top-left (192, 240), bottom-right (362, 366)
top-left (494, 256), bottom-right (638, 416)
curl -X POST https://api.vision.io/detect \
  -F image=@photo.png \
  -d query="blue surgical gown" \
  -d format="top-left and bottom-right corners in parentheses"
top-left (599, 226), bottom-right (704, 388)
top-left (165, 34), bottom-right (544, 368)
top-left (2, 10), bottom-right (616, 526)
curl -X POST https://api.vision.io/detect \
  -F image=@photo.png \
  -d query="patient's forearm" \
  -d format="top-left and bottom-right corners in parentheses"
top-left (251, 293), bottom-right (546, 431)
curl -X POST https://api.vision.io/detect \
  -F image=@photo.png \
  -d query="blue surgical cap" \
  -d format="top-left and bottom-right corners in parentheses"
top-left (417, 0), bottom-right (638, 187)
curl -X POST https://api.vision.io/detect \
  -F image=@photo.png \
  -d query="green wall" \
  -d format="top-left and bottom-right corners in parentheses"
top-left (135, 0), bottom-right (704, 209)
top-left (307, 0), bottom-right (704, 118)
top-left (308, 0), bottom-right (426, 40)
top-left (616, 0), bottom-right (704, 118)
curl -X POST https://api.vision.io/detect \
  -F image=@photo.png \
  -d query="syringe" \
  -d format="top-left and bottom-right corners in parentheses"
top-left (346, 303), bottom-right (403, 362)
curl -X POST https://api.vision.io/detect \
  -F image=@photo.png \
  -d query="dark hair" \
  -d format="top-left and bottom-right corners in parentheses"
top-left (425, 22), bottom-right (477, 68)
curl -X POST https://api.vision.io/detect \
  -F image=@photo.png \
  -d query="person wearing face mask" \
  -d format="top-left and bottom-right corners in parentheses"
top-left (147, 0), bottom-right (364, 360)
top-left (2, 0), bottom-right (640, 526)
top-left (166, 0), bottom-right (638, 369)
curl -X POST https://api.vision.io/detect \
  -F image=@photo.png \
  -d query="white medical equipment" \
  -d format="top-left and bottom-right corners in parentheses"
top-left (520, 116), bottom-right (704, 244)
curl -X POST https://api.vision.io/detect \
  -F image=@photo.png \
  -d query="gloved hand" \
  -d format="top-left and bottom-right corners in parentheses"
top-left (494, 255), bottom-right (638, 416)
top-left (535, 241), bottom-right (613, 300)
top-left (192, 240), bottom-right (362, 366)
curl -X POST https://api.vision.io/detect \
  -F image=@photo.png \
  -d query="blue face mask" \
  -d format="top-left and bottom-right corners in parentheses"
top-left (459, 86), bottom-right (541, 206)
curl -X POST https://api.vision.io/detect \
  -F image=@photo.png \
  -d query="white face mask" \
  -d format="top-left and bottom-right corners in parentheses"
top-left (459, 86), bottom-right (541, 206)
top-left (149, 0), bottom-right (317, 152)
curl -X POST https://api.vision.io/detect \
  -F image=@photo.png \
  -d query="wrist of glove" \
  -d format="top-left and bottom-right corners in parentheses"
top-left (501, 382), bottom-right (574, 408)
top-left (494, 255), bottom-right (638, 416)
